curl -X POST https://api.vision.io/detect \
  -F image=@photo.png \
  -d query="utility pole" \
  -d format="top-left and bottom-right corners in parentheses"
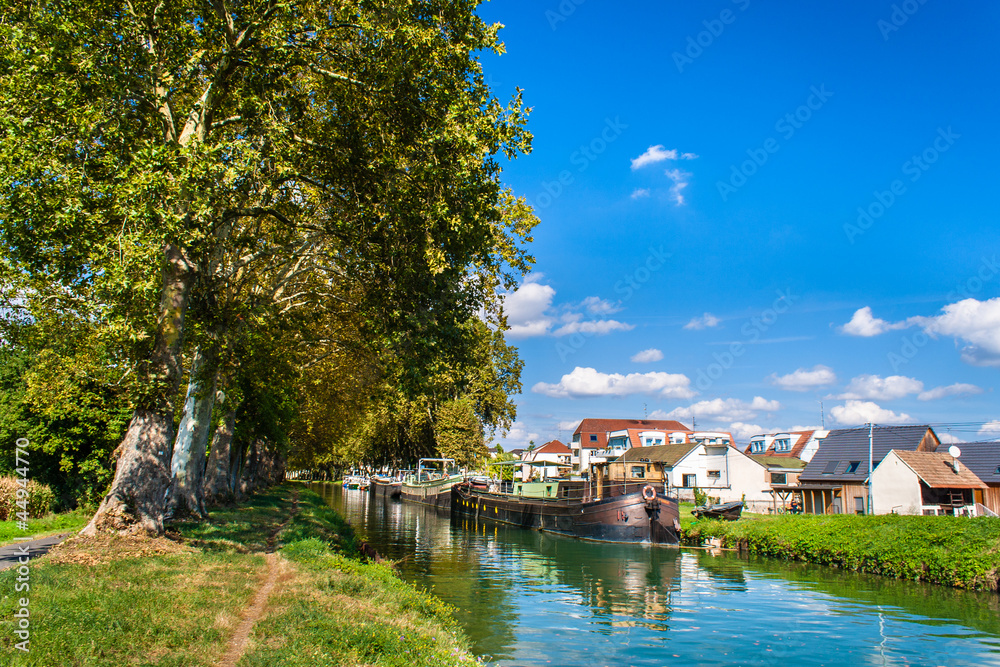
top-left (867, 421), bottom-right (874, 515)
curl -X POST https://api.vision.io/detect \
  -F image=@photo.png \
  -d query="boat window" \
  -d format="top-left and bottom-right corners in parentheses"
top-left (846, 461), bottom-right (861, 474)
top-left (631, 466), bottom-right (645, 479)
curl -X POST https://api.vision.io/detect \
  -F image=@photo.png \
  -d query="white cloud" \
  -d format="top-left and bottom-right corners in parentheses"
top-left (502, 276), bottom-right (632, 339)
top-left (630, 188), bottom-right (650, 199)
top-left (917, 383), bottom-right (984, 401)
top-left (837, 374), bottom-right (923, 401)
top-left (911, 297), bottom-right (1000, 367)
top-left (580, 296), bottom-right (622, 316)
top-left (828, 400), bottom-right (913, 425)
top-left (728, 422), bottom-right (771, 442)
top-left (659, 396), bottom-right (781, 423)
top-left (492, 421), bottom-right (540, 449)
top-left (683, 312), bottom-right (721, 330)
top-left (681, 152), bottom-right (698, 160)
top-left (840, 306), bottom-right (909, 337)
top-left (556, 420), bottom-right (580, 431)
top-left (665, 168), bottom-right (691, 205)
top-left (532, 367), bottom-right (695, 400)
top-left (768, 365), bottom-right (837, 392)
top-left (631, 145), bottom-right (678, 170)
top-left (978, 421), bottom-right (1000, 439)
top-left (631, 348), bottom-right (664, 363)
top-left (937, 432), bottom-right (965, 444)
top-left (503, 274), bottom-right (555, 338)
top-left (552, 320), bottom-right (634, 337)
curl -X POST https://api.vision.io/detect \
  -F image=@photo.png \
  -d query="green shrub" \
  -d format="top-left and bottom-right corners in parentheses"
top-left (686, 513), bottom-right (1000, 591)
top-left (0, 476), bottom-right (55, 519)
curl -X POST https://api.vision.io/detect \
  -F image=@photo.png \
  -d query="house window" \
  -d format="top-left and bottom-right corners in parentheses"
top-left (631, 466), bottom-right (645, 479)
top-left (750, 441), bottom-right (765, 453)
top-left (822, 461), bottom-right (840, 475)
top-left (707, 470), bottom-right (721, 479)
top-left (589, 434), bottom-right (598, 442)
top-left (995, 465), bottom-right (1000, 475)
top-left (683, 474), bottom-right (696, 487)
top-left (854, 497), bottom-right (865, 515)
top-left (775, 439), bottom-right (790, 452)
top-left (846, 461), bottom-right (861, 474)
top-left (771, 473), bottom-right (787, 485)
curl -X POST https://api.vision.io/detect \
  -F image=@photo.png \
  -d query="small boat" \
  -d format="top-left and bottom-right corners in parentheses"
top-left (343, 473), bottom-right (369, 490)
top-left (451, 476), bottom-right (680, 545)
top-left (401, 458), bottom-right (463, 509)
top-left (691, 501), bottom-right (744, 521)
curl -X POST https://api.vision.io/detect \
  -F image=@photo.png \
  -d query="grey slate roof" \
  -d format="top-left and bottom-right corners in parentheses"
top-left (799, 425), bottom-right (938, 483)
top-left (952, 441), bottom-right (1000, 483)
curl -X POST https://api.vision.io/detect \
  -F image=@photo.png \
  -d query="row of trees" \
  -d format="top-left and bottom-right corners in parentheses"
top-left (0, 0), bottom-right (536, 534)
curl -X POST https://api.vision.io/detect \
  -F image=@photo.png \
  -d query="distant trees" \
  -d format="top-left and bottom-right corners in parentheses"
top-left (0, 0), bottom-right (535, 532)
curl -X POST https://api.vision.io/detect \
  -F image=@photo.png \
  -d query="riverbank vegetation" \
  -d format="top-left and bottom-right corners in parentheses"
top-left (0, 0), bottom-right (536, 535)
top-left (0, 483), bottom-right (480, 665)
top-left (686, 513), bottom-right (1000, 592)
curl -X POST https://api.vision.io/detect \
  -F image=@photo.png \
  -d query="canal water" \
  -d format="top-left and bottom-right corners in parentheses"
top-left (316, 483), bottom-right (1000, 666)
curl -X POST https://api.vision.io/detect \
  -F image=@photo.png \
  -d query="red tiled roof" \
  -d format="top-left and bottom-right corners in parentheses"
top-left (742, 431), bottom-right (815, 458)
top-left (894, 450), bottom-right (987, 489)
top-left (534, 440), bottom-right (572, 455)
top-left (572, 418), bottom-right (692, 449)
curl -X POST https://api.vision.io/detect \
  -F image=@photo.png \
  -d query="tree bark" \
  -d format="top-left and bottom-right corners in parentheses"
top-left (82, 244), bottom-right (194, 536)
top-left (203, 406), bottom-right (236, 504)
top-left (166, 345), bottom-right (219, 519)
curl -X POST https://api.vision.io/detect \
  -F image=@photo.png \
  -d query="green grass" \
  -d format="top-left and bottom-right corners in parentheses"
top-left (239, 484), bottom-right (481, 667)
top-left (686, 512), bottom-right (1000, 591)
top-left (0, 507), bottom-right (91, 546)
top-left (0, 483), bottom-right (479, 666)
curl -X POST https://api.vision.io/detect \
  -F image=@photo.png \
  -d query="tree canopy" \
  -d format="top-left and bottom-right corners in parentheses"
top-left (0, 0), bottom-right (536, 529)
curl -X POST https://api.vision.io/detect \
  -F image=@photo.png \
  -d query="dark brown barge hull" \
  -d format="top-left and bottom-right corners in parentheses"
top-left (369, 478), bottom-right (402, 500)
top-left (451, 485), bottom-right (680, 545)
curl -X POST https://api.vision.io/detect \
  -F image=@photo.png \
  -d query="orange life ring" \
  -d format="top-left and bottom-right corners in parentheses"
top-left (641, 484), bottom-right (656, 500)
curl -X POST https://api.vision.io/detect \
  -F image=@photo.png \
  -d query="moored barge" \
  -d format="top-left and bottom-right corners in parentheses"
top-left (401, 458), bottom-right (464, 509)
top-left (451, 478), bottom-right (680, 545)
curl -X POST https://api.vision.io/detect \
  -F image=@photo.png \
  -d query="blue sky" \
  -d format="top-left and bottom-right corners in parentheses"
top-left (477, 0), bottom-right (1000, 447)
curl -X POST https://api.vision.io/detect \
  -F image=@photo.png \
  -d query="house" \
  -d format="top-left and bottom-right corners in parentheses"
top-left (744, 430), bottom-right (829, 463)
top-left (870, 450), bottom-right (988, 515)
top-left (601, 440), bottom-right (771, 508)
top-left (950, 441), bottom-right (1000, 514)
top-left (796, 425), bottom-right (940, 515)
top-left (570, 418), bottom-right (691, 473)
top-left (751, 455), bottom-right (808, 487)
top-left (522, 440), bottom-right (572, 480)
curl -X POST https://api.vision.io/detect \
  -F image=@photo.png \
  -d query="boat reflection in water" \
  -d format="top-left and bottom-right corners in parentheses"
top-left (317, 482), bottom-right (1000, 667)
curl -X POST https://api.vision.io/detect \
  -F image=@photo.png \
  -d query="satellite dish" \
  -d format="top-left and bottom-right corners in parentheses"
top-left (948, 445), bottom-right (962, 458)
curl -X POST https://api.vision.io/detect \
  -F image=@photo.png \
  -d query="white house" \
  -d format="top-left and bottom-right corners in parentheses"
top-left (870, 449), bottom-right (987, 515)
top-left (613, 442), bottom-right (771, 509)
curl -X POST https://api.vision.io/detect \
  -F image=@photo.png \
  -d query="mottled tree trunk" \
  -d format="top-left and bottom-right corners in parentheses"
top-left (203, 406), bottom-right (236, 504)
top-left (165, 346), bottom-right (219, 519)
top-left (238, 440), bottom-right (259, 498)
top-left (83, 244), bottom-right (194, 536)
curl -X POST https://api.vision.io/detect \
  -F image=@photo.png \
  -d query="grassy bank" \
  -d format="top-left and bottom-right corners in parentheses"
top-left (0, 507), bottom-right (91, 546)
top-left (685, 512), bottom-right (1000, 592)
top-left (0, 483), bottom-right (481, 666)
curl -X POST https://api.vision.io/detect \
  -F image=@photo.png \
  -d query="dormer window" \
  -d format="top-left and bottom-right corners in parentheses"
top-left (774, 438), bottom-right (791, 452)
top-left (751, 440), bottom-right (765, 454)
